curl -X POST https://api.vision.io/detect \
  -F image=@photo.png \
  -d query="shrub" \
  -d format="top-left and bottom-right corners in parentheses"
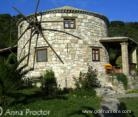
top-left (42, 70), bottom-right (58, 97)
top-left (74, 66), bottom-right (100, 97)
top-left (75, 65), bottom-right (101, 89)
top-left (0, 54), bottom-right (31, 107)
top-left (115, 73), bottom-right (128, 89)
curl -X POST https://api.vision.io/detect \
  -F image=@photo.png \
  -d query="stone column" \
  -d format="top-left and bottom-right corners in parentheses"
top-left (120, 42), bottom-right (129, 75)
top-left (132, 48), bottom-right (137, 68)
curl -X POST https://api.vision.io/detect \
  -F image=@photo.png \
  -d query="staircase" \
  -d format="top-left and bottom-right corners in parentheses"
top-left (130, 75), bottom-right (138, 89)
top-left (96, 74), bottom-right (138, 117)
top-left (96, 73), bottom-right (125, 97)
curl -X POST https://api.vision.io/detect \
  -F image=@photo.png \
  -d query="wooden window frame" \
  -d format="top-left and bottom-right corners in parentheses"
top-left (92, 48), bottom-right (100, 62)
top-left (35, 47), bottom-right (48, 62)
top-left (63, 18), bottom-right (76, 29)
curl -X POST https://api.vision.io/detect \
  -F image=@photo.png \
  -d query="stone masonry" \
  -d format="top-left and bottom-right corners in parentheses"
top-left (18, 6), bottom-right (111, 88)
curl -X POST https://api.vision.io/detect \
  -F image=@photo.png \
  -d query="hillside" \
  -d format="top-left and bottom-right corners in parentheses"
top-left (109, 21), bottom-right (138, 42)
top-left (0, 14), bottom-right (18, 49)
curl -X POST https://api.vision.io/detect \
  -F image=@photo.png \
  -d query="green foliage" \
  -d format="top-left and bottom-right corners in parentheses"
top-left (127, 89), bottom-right (138, 94)
top-left (116, 56), bottom-right (122, 67)
top-left (0, 14), bottom-right (18, 48)
top-left (109, 21), bottom-right (138, 42)
top-left (108, 21), bottom-right (138, 66)
top-left (0, 54), bottom-right (31, 107)
top-left (119, 98), bottom-right (138, 117)
top-left (6, 53), bottom-right (17, 64)
top-left (72, 89), bottom-right (96, 97)
top-left (74, 66), bottom-right (100, 97)
top-left (59, 88), bottom-right (73, 95)
top-left (75, 65), bottom-right (101, 89)
top-left (108, 48), bottom-right (121, 65)
top-left (42, 70), bottom-right (58, 97)
top-left (115, 73), bottom-right (128, 89)
top-left (7, 96), bottom-right (101, 117)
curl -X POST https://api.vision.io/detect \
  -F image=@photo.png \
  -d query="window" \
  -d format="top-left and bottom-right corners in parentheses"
top-left (64, 19), bottom-right (76, 29)
top-left (36, 47), bottom-right (48, 62)
top-left (92, 48), bottom-right (100, 61)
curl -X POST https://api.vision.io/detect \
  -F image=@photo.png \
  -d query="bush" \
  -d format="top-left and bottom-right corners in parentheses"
top-left (42, 70), bottom-right (58, 97)
top-left (115, 73), bottom-right (128, 89)
top-left (0, 54), bottom-right (31, 107)
top-left (74, 66), bottom-right (100, 97)
top-left (75, 65), bottom-right (101, 89)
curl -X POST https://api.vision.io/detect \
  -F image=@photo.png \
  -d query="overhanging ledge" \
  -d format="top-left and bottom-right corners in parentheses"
top-left (100, 37), bottom-right (138, 75)
top-left (100, 37), bottom-right (138, 46)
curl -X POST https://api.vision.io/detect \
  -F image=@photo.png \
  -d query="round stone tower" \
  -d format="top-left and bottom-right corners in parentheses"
top-left (18, 6), bottom-right (109, 88)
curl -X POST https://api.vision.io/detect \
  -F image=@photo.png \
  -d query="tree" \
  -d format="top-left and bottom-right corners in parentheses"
top-left (109, 21), bottom-right (138, 42)
top-left (0, 54), bottom-right (31, 107)
top-left (42, 70), bottom-right (58, 97)
top-left (0, 14), bottom-right (18, 49)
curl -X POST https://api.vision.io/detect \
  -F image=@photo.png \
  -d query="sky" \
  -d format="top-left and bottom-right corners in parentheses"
top-left (0, 0), bottom-right (138, 22)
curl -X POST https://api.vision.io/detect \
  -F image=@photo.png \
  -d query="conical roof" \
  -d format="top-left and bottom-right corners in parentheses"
top-left (18, 6), bottom-right (109, 25)
top-left (44, 6), bottom-right (109, 24)
top-left (54, 6), bottom-right (80, 10)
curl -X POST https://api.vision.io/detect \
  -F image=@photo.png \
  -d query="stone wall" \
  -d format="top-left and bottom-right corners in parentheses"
top-left (18, 12), bottom-right (109, 88)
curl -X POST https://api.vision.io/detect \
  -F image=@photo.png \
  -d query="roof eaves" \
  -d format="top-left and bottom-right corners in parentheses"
top-left (17, 6), bottom-right (109, 26)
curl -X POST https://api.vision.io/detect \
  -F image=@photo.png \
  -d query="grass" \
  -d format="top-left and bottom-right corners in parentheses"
top-left (2, 87), bottom-right (101, 117)
top-left (119, 98), bottom-right (138, 117)
top-left (18, 97), bottom-right (100, 117)
top-left (19, 87), bottom-right (41, 95)
top-left (126, 89), bottom-right (138, 94)
top-left (2, 88), bottom-right (138, 117)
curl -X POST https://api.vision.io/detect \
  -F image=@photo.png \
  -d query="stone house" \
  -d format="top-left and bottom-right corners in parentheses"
top-left (18, 6), bottom-right (138, 88)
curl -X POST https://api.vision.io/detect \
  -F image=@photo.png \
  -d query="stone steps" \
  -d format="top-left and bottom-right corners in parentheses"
top-left (116, 93), bottom-right (138, 98)
top-left (97, 85), bottom-right (128, 116)
top-left (97, 74), bottom-right (126, 96)
top-left (99, 96), bottom-right (125, 117)
top-left (128, 76), bottom-right (138, 89)
top-left (95, 88), bottom-right (116, 97)
top-left (96, 74), bottom-right (138, 116)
